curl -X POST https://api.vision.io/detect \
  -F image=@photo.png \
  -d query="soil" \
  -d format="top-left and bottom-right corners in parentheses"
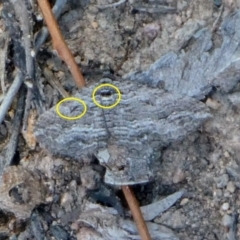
top-left (1, 0), bottom-right (240, 239)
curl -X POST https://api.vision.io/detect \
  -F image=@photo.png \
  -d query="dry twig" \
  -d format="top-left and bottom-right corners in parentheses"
top-left (4, 85), bottom-right (25, 166)
top-left (35, 0), bottom-right (68, 52)
top-left (98, 0), bottom-right (127, 9)
top-left (43, 67), bottom-right (69, 98)
top-left (0, 71), bottom-right (24, 125)
top-left (0, 32), bottom-right (9, 95)
top-left (36, 0), bottom-right (86, 88)
top-left (122, 185), bottom-right (152, 240)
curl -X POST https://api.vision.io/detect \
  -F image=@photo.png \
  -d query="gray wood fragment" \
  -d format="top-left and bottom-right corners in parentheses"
top-left (0, 32), bottom-right (9, 95)
top-left (140, 190), bottom-right (185, 221)
top-left (4, 86), bottom-right (25, 168)
top-left (9, 0), bottom-right (34, 79)
top-left (79, 202), bottom-right (180, 240)
top-left (30, 211), bottom-right (46, 240)
top-left (50, 225), bottom-right (70, 240)
top-left (0, 72), bottom-right (24, 126)
top-left (124, 10), bottom-right (240, 100)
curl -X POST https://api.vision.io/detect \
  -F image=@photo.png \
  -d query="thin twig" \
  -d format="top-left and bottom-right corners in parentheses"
top-left (9, 0), bottom-right (44, 131)
top-left (0, 71), bottom-right (24, 125)
top-left (43, 67), bottom-right (69, 98)
top-left (0, 32), bottom-right (9, 95)
top-left (35, 0), bottom-right (68, 52)
top-left (98, 0), bottom-right (127, 9)
top-left (132, 5), bottom-right (176, 14)
top-left (4, 85), bottom-right (25, 166)
top-left (122, 185), bottom-right (152, 240)
top-left (211, 4), bottom-right (224, 33)
top-left (22, 82), bottom-right (33, 131)
top-left (36, 0), bottom-right (86, 88)
top-left (10, 0), bottom-right (35, 79)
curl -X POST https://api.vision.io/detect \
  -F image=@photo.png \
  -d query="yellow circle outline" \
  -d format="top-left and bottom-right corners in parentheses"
top-left (92, 83), bottom-right (121, 109)
top-left (56, 97), bottom-right (87, 120)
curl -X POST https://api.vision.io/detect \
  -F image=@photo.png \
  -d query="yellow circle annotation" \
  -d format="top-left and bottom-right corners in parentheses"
top-left (56, 97), bottom-right (87, 120)
top-left (92, 83), bottom-right (122, 109)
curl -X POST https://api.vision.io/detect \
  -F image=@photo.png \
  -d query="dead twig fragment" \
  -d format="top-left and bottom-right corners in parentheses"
top-left (36, 0), bottom-right (86, 88)
top-left (0, 71), bottom-right (24, 125)
top-left (35, 0), bottom-right (68, 52)
top-left (140, 190), bottom-right (185, 221)
top-left (211, 4), bottom-right (224, 33)
top-left (132, 5), bottom-right (176, 14)
top-left (98, 0), bottom-right (127, 9)
top-left (43, 67), bottom-right (69, 98)
top-left (0, 32), bottom-right (9, 95)
top-left (122, 185), bottom-right (152, 240)
top-left (4, 85), bottom-right (25, 166)
top-left (10, 0), bottom-right (35, 79)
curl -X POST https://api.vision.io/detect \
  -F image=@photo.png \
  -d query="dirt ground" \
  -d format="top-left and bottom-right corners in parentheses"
top-left (2, 0), bottom-right (240, 239)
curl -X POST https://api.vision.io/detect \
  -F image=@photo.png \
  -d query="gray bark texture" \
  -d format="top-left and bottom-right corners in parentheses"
top-left (125, 11), bottom-right (240, 100)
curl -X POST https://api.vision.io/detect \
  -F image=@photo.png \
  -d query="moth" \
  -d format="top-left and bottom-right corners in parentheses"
top-left (34, 79), bottom-right (210, 185)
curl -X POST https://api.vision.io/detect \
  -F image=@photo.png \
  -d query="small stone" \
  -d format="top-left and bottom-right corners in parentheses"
top-left (215, 174), bottom-right (229, 188)
top-left (91, 21), bottom-right (98, 29)
top-left (50, 225), bottom-right (70, 240)
top-left (208, 164), bottom-right (214, 169)
top-left (224, 191), bottom-right (230, 198)
top-left (46, 196), bottom-right (53, 202)
top-left (154, 210), bottom-right (187, 229)
top-left (60, 192), bottom-right (73, 212)
top-left (173, 169), bottom-right (185, 183)
top-left (175, 15), bottom-right (182, 26)
top-left (221, 202), bottom-right (230, 211)
top-left (74, 56), bottom-right (81, 64)
top-left (69, 180), bottom-right (77, 189)
top-left (224, 151), bottom-right (230, 158)
top-left (213, 189), bottom-right (222, 197)
top-left (222, 214), bottom-right (232, 227)
top-left (206, 98), bottom-right (221, 110)
top-left (71, 222), bottom-right (79, 231)
top-left (180, 198), bottom-right (189, 206)
top-left (80, 166), bottom-right (101, 190)
top-left (77, 227), bottom-right (100, 240)
top-left (226, 181), bottom-right (235, 193)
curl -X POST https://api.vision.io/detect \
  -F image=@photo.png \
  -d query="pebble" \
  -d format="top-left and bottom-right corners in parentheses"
top-left (91, 21), bottom-right (98, 29)
top-left (215, 174), bottom-right (229, 188)
top-left (71, 222), bottom-right (79, 231)
top-left (154, 210), bottom-right (187, 229)
top-left (222, 214), bottom-right (232, 227)
top-left (46, 196), bottom-right (53, 203)
top-left (206, 98), bottom-right (221, 110)
top-left (173, 168), bottom-right (185, 183)
top-left (61, 192), bottom-right (73, 207)
top-left (80, 166), bottom-right (101, 189)
top-left (224, 151), bottom-right (230, 158)
top-left (213, 189), bottom-right (222, 197)
top-left (226, 181), bottom-right (235, 193)
top-left (221, 202), bottom-right (230, 211)
top-left (50, 225), bottom-right (70, 240)
top-left (180, 198), bottom-right (189, 206)
top-left (77, 227), bottom-right (99, 240)
top-left (56, 209), bottom-right (65, 219)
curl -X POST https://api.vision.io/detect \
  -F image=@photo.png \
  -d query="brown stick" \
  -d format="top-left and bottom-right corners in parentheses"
top-left (36, 0), bottom-right (85, 88)
top-left (122, 185), bottom-right (152, 240)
